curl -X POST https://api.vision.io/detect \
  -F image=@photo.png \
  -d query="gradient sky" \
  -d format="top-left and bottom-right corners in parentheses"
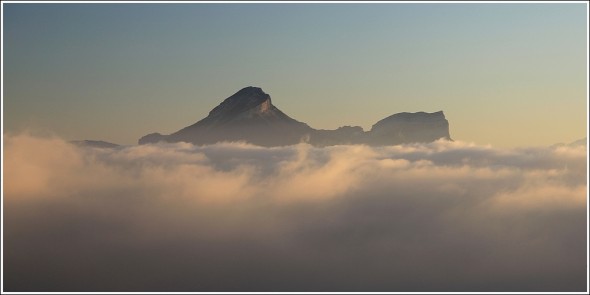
top-left (2, 3), bottom-right (588, 147)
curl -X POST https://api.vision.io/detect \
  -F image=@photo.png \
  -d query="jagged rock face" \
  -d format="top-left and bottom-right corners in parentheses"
top-left (138, 87), bottom-right (453, 147)
top-left (368, 111), bottom-right (451, 145)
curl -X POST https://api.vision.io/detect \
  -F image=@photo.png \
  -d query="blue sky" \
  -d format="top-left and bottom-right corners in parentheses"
top-left (2, 3), bottom-right (587, 146)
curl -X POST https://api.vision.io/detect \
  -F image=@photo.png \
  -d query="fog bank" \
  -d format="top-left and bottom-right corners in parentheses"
top-left (3, 133), bottom-right (587, 291)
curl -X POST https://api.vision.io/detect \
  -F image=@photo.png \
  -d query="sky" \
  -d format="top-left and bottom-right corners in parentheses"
top-left (2, 2), bottom-right (588, 147)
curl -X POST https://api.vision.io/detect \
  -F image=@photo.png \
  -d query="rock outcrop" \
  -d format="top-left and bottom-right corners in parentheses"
top-left (366, 111), bottom-right (451, 145)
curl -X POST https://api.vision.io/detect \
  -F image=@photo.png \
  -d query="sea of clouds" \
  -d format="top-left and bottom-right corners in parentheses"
top-left (3, 133), bottom-right (587, 291)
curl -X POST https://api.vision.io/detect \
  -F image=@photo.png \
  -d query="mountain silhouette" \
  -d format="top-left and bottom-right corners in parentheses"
top-left (71, 140), bottom-right (120, 149)
top-left (139, 87), bottom-right (452, 146)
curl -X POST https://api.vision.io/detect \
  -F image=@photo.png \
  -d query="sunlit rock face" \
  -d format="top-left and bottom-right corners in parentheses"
top-left (139, 87), bottom-right (452, 147)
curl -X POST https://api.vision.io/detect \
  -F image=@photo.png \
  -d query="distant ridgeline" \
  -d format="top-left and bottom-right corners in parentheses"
top-left (139, 86), bottom-right (452, 147)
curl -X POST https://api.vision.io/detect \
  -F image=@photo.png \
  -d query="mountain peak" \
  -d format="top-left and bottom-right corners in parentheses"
top-left (375, 111), bottom-right (446, 124)
top-left (208, 86), bottom-right (271, 118)
top-left (369, 110), bottom-right (451, 144)
top-left (236, 86), bottom-right (265, 95)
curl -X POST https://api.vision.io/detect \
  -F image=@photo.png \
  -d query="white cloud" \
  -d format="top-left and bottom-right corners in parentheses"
top-left (3, 133), bottom-right (587, 291)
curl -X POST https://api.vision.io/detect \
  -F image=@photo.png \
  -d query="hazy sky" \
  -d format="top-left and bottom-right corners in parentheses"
top-left (2, 3), bottom-right (588, 147)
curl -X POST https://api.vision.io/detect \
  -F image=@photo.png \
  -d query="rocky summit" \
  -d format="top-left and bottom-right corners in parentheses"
top-left (368, 111), bottom-right (451, 145)
top-left (139, 87), bottom-right (452, 146)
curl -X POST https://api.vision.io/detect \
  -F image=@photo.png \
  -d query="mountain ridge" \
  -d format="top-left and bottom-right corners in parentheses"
top-left (139, 87), bottom-right (452, 146)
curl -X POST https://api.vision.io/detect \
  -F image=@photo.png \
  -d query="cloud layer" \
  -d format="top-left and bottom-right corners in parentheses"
top-left (3, 133), bottom-right (587, 291)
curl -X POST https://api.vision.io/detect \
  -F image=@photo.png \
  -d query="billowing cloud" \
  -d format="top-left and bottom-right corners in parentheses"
top-left (3, 133), bottom-right (587, 291)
